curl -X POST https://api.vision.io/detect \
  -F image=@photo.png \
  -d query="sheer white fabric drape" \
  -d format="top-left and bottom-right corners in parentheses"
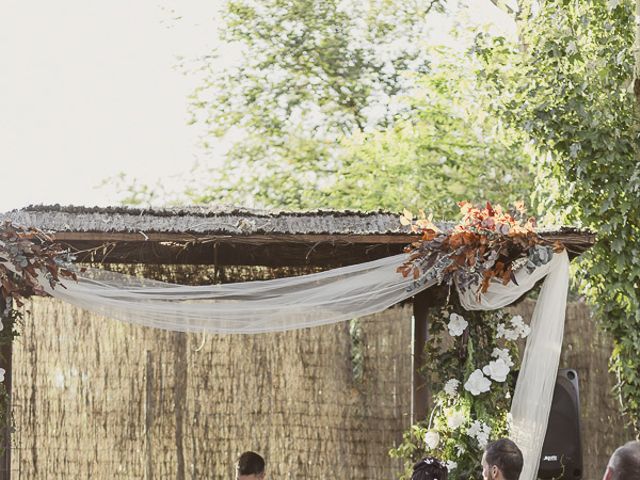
top-left (38, 253), bottom-right (436, 334)
top-left (459, 251), bottom-right (570, 480)
top-left (29, 250), bottom-right (569, 480)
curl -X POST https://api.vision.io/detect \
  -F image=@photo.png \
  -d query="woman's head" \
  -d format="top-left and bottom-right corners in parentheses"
top-left (411, 457), bottom-right (448, 480)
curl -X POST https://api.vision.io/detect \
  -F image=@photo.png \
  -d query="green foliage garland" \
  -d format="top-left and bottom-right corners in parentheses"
top-left (390, 304), bottom-right (526, 479)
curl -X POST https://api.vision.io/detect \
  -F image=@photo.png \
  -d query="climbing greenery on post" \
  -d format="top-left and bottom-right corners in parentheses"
top-left (474, 0), bottom-right (640, 432)
top-left (390, 305), bottom-right (527, 479)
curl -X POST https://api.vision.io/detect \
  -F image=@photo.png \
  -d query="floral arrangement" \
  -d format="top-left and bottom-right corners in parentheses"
top-left (390, 305), bottom-right (529, 479)
top-left (397, 201), bottom-right (564, 295)
top-left (391, 203), bottom-right (557, 479)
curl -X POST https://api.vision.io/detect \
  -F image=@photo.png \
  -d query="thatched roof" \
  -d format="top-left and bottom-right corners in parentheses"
top-left (1, 205), bottom-right (595, 267)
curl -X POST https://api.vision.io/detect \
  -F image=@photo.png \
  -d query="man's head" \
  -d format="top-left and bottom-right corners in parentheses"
top-left (236, 451), bottom-right (265, 480)
top-left (482, 438), bottom-right (524, 480)
top-left (603, 441), bottom-right (640, 480)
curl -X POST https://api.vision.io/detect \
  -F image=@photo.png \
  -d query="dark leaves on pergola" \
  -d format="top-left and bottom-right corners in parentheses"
top-left (0, 221), bottom-right (76, 308)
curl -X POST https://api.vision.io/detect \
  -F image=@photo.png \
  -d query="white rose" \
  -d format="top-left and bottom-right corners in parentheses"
top-left (447, 313), bottom-right (468, 337)
top-left (464, 369), bottom-right (492, 396)
top-left (483, 358), bottom-right (511, 382)
top-left (446, 460), bottom-right (458, 471)
top-left (424, 430), bottom-right (440, 450)
top-left (447, 410), bottom-right (466, 430)
top-left (444, 379), bottom-right (460, 397)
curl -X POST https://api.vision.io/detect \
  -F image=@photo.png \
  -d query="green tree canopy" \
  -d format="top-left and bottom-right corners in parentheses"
top-left (312, 47), bottom-right (532, 217)
top-left (113, 1), bottom-right (532, 217)
top-left (188, 0), bottom-right (444, 208)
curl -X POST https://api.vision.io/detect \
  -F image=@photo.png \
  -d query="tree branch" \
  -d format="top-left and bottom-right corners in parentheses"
top-left (488, 0), bottom-right (517, 18)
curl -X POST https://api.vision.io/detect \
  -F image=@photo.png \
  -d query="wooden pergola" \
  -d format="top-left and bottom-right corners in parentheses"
top-left (0, 205), bottom-right (596, 479)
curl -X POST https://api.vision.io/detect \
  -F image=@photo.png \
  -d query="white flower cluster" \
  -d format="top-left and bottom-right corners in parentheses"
top-left (496, 315), bottom-right (530, 341)
top-left (482, 359), bottom-right (510, 382)
top-left (467, 420), bottom-right (492, 448)
top-left (444, 378), bottom-right (460, 397)
top-left (482, 348), bottom-right (514, 383)
top-left (464, 347), bottom-right (515, 395)
top-left (447, 313), bottom-right (468, 337)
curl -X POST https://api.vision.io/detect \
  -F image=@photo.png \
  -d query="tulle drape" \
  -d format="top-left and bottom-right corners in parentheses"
top-left (460, 251), bottom-right (570, 480)
top-left (38, 253), bottom-right (436, 334)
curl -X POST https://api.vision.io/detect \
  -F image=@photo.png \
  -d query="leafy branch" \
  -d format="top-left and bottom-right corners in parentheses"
top-left (0, 221), bottom-right (76, 307)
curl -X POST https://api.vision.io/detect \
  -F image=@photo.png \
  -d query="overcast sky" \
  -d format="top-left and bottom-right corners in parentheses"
top-left (0, 0), bottom-right (513, 212)
top-left (0, 0), bottom-right (232, 211)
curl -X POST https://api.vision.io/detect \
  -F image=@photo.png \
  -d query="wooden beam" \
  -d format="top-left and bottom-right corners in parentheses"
top-left (0, 295), bottom-right (11, 480)
top-left (50, 231), bottom-right (419, 245)
top-left (55, 240), bottom-right (407, 267)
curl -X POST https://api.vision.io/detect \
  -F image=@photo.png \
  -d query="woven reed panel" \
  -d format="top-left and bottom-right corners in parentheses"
top-left (11, 298), bottom-right (412, 479)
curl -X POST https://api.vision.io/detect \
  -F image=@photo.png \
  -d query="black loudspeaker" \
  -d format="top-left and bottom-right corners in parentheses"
top-left (537, 369), bottom-right (582, 480)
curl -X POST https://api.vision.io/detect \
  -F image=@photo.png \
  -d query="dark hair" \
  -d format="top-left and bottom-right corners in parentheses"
top-left (411, 457), bottom-right (448, 480)
top-left (610, 440), bottom-right (640, 480)
top-left (484, 438), bottom-right (523, 480)
top-left (237, 451), bottom-right (265, 475)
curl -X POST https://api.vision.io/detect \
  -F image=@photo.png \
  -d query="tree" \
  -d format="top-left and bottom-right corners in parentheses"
top-left (310, 46), bottom-right (533, 217)
top-left (114, 1), bottom-right (533, 216)
top-left (188, 0), bottom-right (443, 208)
top-left (477, 0), bottom-right (640, 432)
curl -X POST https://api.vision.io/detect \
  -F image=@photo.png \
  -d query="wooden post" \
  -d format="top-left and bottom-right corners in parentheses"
top-left (411, 286), bottom-right (447, 424)
top-left (144, 350), bottom-right (154, 480)
top-left (173, 333), bottom-right (187, 480)
top-left (0, 294), bottom-right (12, 480)
top-left (412, 290), bottom-right (430, 424)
